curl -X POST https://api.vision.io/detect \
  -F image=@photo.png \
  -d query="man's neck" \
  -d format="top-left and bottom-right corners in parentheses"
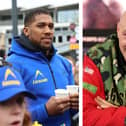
top-left (41, 47), bottom-right (54, 61)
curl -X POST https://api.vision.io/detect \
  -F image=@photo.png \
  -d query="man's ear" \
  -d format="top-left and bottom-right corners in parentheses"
top-left (23, 27), bottom-right (29, 37)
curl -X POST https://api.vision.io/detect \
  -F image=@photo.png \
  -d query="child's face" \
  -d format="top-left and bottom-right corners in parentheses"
top-left (0, 94), bottom-right (25, 126)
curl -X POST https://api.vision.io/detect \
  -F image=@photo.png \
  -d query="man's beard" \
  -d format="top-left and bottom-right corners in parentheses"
top-left (31, 40), bottom-right (51, 51)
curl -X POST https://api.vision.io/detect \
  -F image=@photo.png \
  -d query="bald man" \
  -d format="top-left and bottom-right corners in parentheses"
top-left (83, 12), bottom-right (126, 126)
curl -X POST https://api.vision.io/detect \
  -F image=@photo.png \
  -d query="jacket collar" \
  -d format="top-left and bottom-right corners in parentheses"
top-left (113, 34), bottom-right (126, 75)
top-left (16, 33), bottom-right (41, 52)
top-left (8, 34), bottom-right (57, 61)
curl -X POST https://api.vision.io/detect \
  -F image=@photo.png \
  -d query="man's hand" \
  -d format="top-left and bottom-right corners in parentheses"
top-left (95, 96), bottom-right (118, 109)
top-left (69, 93), bottom-right (79, 110)
top-left (46, 96), bottom-right (70, 116)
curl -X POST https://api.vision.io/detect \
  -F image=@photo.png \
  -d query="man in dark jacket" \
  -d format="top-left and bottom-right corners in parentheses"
top-left (7, 9), bottom-right (78, 126)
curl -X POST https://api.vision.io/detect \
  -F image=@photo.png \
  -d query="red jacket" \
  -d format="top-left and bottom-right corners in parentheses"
top-left (83, 55), bottom-right (126, 126)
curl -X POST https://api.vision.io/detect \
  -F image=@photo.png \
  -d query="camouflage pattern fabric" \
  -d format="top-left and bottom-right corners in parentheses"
top-left (87, 34), bottom-right (126, 106)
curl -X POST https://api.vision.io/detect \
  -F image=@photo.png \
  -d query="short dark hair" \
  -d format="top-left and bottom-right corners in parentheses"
top-left (24, 9), bottom-right (50, 26)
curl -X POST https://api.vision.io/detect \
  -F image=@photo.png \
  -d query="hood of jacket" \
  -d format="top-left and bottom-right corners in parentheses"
top-left (8, 34), bottom-right (57, 61)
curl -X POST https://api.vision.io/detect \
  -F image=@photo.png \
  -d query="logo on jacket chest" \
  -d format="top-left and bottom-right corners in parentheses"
top-left (33, 70), bottom-right (48, 84)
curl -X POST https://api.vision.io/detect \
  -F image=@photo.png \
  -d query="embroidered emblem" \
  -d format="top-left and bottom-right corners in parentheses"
top-left (84, 67), bottom-right (94, 75)
top-left (2, 68), bottom-right (20, 86)
top-left (35, 70), bottom-right (44, 79)
top-left (33, 70), bottom-right (48, 84)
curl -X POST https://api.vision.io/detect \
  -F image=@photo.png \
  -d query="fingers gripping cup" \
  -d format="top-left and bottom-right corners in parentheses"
top-left (66, 85), bottom-right (79, 94)
top-left (55, 89), bottom-right (69, 98)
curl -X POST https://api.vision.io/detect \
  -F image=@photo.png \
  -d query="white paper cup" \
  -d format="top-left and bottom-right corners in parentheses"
top-left (55, 89), bottom-right (69, 98)
top-left (66, 85), bottom-right (79, 94)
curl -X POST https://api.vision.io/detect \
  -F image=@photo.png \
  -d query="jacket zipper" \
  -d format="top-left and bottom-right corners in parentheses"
top-left (47, 62), bottom-right (57, 89)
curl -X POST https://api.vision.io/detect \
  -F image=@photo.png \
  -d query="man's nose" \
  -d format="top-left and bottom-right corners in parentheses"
top-left (44, 25), bottom-right (53, 33)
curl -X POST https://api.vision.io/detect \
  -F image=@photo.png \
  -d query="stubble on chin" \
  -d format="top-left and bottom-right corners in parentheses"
top-left (40, 42), bottom-right (52, 50)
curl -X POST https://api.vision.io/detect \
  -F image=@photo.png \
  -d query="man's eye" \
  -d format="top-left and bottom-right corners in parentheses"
top-left (48, 23), bottom-right (54, 29)
top-left (37, 24), bottom-right (45, 28)
top-left (37, 23), bottom-right (54, 29)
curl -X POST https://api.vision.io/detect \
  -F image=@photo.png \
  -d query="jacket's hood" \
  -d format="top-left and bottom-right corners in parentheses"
top-left (8, 34), bottom-right (57, 61)
top-left (16, 33), bottom-right (41, 52)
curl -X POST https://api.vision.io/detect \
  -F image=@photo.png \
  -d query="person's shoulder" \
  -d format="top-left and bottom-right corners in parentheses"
top-left (87, 34), bottom-right (118, 59)
top-left (56, 54), bottom-right (68, 62)
top-left (104, 34), bottom-right (118, 45)
top-left (55, 54), bottom-right (72, 68)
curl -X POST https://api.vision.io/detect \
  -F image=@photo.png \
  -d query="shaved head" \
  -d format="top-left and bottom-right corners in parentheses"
top-left (118, 11), bottom-right (126, 29)
top-left (117, 11), bottom-right (126, 61)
